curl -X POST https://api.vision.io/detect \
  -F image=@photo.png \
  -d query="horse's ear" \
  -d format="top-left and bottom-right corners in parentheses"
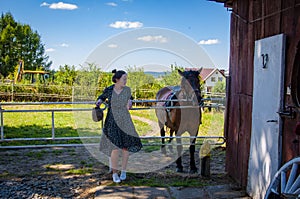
top-left (177, 69), bottom-right (184, 76)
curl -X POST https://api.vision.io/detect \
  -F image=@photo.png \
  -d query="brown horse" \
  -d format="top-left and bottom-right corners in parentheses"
top-left (155, 69), bottom-right (202, 173)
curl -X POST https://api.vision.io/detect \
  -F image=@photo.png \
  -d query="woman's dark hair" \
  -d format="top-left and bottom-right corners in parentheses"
top-left (112, 69), bottom-right (126, 83)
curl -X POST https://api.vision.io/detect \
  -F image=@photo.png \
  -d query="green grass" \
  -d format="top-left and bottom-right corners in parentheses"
top-left (199, 109), bottom-right (225, 136)
top-left (0, 171), bottom-right (10, 178)
top-left (66, 168), bottom-right (94, 175)
top-left (1, 105), bottom-right (224, 146)
top-left (44, 164), bottom-right (94, 175)
top-left (132, 118), bottom-right (152, 136)
top-left (130, 108), bottom-right (158, 121)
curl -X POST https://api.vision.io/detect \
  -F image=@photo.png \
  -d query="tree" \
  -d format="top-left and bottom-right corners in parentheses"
top-left (212, 80), bottom-right (226, 93)
top-left (161, 64), bottom-right (183, 86)
top-left (0, 12), bottom-right (51, 78)
top-left (54, 65), bottom-right (77, 86)
top-left (72, 63), bottom-right (105, 100)
top-left (126, 66), bottom-right (160, 99)
top-left (75, 63), bottom-right (102, 87)
top-left (97, 71), bottom-right (112, 90)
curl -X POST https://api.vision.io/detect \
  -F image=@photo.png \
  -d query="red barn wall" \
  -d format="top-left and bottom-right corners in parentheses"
top-left (224, 0), bottom-right (300, 187)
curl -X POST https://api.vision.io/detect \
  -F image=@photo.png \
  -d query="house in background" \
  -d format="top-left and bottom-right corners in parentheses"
top-left (199, 68), bottom-right (226, 93)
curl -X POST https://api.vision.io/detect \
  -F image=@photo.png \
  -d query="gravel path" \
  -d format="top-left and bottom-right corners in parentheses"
top-left (0, 116), bottom-right (231, 199)
top-left (0, 146), bottom-right (230, 199)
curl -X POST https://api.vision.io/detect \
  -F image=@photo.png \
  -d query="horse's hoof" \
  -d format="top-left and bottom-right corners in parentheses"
top-left (176, 167), bottom-right (183, 173)
top-left (161, 147), bottom-right (167, 155)
top-left (168, 145), bottom-right (174, 153)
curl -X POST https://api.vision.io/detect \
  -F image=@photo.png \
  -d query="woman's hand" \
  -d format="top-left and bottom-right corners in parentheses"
top-left (96, 99), bottom-right (102, 107)
top-left (127, 100), bottom-right (132, 110)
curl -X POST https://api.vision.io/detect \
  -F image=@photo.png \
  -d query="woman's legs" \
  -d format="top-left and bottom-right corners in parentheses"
top-left (110, 148), bottom-right (129, 182)
top-left (121, 148), bottom-right (129, 171)
top-left (111, 148), bottom-right (129, 171)
top-left (120, 148), bottom-right (129, 180)
top-left (111, 149), bottom-right (121, 183)
top-left (111, 149), bottom-right (120, 173)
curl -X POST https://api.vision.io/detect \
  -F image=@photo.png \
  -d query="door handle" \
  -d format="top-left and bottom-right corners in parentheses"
top-left (267, 120), bottom-right (278, 123)
top-left (277, 106), bottom-right (296, 119)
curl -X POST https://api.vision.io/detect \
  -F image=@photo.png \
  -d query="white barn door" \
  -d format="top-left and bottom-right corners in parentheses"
top-left (247, 34), bottom-right (286, 199)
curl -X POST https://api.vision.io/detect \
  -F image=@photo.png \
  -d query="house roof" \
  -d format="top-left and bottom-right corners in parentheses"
top-left (185, 67), bottom-right (226, 81)
top-left (200, 68), bottom-right (219, 81)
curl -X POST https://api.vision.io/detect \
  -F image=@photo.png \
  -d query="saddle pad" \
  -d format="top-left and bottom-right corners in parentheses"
top-left (157, 91), bottom-right (173, 107)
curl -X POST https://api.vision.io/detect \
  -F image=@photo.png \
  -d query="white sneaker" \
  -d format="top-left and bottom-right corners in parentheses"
top-left (120, 170), bottom-right (126, 180)
top-left (112, 173), bottom-right (121, 183)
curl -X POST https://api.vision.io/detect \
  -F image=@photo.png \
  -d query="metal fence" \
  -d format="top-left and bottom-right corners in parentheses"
top-left (0, 101), bottom-right (225, 149)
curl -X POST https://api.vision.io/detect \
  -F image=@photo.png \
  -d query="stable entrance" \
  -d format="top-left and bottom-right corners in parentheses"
top-left (247, 34), bottom-right (286, 198)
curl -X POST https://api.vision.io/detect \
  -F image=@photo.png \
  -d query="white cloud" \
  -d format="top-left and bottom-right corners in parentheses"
top-left (46, 48), bottom-right (55, 52)
top-left (137, 35), bottom-right (168, 43)
top-left (106, 2), bottom-right (117, 7)
top-left (40, 2), bottom-right (50, 7)
top-left (109, 21), bottom-right (143, 29)
top-left (60, 43), bottom-right (69, 47)
top-left (108, 44), bottom-right (118, 48)
top-left (198, 39), bottom-right (219, 45)
top-left (42, 2), bottom-right (78, 10)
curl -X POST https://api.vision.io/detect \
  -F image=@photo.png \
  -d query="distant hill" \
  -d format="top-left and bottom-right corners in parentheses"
top-left (144, 71), bottom-right (170, 78)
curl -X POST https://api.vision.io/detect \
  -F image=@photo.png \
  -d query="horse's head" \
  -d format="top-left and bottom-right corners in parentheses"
top-left (178, 69), bottom-right (202, 105)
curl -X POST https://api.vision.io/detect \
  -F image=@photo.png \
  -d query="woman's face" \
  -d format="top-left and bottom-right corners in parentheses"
top-left (116, 74), bottom-right (127, 87)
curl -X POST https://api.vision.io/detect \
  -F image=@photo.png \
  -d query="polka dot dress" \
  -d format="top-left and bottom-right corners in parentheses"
top-left (98, 85), bottom-right (142, 156)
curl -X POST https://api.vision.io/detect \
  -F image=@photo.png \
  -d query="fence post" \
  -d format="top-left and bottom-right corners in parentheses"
top-left (72, 86), bottom-right (74, 102)
top-left (51, 111), bottom-right (55, 139)
top-left (0, 105), bottom-right (3, 140)
top-left (200, 141), bottom-right (211, 177)
top-left (11, 83), bottom-right (14, 102)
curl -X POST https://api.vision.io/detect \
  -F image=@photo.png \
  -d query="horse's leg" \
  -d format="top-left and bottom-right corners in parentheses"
top-left (175, 136), bottom-right (183, 172)
top-left (159, 122), bottom-right (167, 154)
top-left (168, 129), bottom-right (174, 153)
top-left (189, 136), bottom-right (198, 173)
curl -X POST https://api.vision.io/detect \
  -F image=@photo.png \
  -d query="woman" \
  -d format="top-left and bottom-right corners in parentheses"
top-left (96, 69), bottom-right (142, 183)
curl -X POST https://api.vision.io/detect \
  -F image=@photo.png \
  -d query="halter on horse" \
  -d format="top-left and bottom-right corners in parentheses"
top-left (155, 69), bottom-right (202, 173)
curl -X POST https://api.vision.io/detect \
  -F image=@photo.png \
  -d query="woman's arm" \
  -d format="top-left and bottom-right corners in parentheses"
top-left (96, 86), bottom-right (110, 107)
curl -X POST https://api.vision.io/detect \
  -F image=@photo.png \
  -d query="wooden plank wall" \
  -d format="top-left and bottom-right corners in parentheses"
top-left (224, 0), bottom-right (300, 187)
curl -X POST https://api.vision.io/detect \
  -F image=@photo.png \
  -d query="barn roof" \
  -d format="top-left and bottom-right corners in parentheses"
top-left (208, 0), bottom-right (233, 8)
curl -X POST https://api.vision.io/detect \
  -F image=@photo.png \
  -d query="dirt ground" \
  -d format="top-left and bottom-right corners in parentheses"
top-left (0, 144), bottom-right (237, 199)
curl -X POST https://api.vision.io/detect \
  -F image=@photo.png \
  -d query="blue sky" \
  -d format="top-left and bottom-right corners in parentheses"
top-left (0, 0), bottom-right (231, 71)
